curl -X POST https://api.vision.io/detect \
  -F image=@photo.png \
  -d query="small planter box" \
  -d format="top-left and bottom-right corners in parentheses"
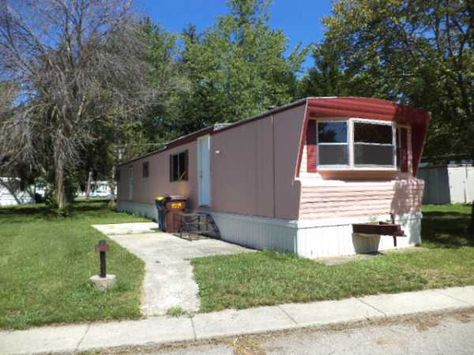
top-left (352, 222), bottom-right (405, 237)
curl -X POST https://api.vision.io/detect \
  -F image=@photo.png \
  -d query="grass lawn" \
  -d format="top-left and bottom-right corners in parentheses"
top-left (0, 200), bottom-right (147, 329)
top-left (192, 204), bottom-right (474, 312)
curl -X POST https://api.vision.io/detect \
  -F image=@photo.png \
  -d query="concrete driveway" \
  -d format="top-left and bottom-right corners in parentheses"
top-left (93, 222), bottom-right (252, 316)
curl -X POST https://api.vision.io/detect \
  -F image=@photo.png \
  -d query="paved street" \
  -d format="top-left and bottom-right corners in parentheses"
top-left (109, 309), bottom-right (474, 355)
top-left (2, 286), bottom-right (474, 354)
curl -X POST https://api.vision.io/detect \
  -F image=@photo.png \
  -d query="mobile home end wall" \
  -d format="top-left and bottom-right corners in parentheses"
top-left (211, 105), bottom-right (306, 220)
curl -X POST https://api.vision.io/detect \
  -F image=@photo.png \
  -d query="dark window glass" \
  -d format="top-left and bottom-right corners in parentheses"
top-left (318, 122), bottom-right (347, 143)
top-left (172, 154), bottom-right (179, 181)
top-left (170, 150), bottom-right (189, 182)
top-left (354, 144), bottom-right (394, 166)
top-left (142, 162), bottom-right (149, 178)
top-left (354, 122), bottom-right (392, 144)
top-left (319, 145), bottom-right (349, 165)
top-left (178, 151), bottom-right (188, 180)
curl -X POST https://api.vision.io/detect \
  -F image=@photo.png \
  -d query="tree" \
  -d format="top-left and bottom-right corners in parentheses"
top-left (299, 43), bottom-right (353, 97)
top-left (177, 0), bottom-right (308, 134)
top-left (0, 0), bottom-right (155, 209)
top-left (308, 0), bottom-right (473, 160)
top-left (74, 18), bottom-right (187, 203)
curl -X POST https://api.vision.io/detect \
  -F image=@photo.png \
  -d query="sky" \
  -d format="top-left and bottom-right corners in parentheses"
top-left (133, 0), bottom-right (334, 69)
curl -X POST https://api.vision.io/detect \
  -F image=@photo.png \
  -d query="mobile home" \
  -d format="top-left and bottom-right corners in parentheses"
top-left (116, 97), bottom-right (431, 258)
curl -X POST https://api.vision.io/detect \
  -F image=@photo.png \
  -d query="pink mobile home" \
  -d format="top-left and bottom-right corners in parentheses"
top-left (116, 97), bottom-right (431, 257)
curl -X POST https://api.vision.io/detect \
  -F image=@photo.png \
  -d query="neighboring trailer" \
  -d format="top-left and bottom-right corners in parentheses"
top-left (0, 178), bottom-right (34, 206)
top-left (418, 164), bottom-right (474, 204)
top-left (117, 97), bottom-right (431, 257)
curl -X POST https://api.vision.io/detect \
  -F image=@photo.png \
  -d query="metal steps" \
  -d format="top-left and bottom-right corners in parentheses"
top-left (176, 212), bottom-right (220, 240)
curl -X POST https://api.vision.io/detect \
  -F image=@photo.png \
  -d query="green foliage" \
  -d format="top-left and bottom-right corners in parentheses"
top-left (166, 306), bottom-right (188, 317)
top-left (303, 0), bottom-right (473, 161)
top-left (0, 200), bottom-right (146, 329)
top-left (176, 0), bottom-right (308, 134)
top-left (299, 44), bottom-right (352, 97)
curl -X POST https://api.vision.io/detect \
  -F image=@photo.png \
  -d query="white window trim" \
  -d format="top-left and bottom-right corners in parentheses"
top-left (317, 118), bottom-right (401, 171)
top-left (317, 120), bottom-right (350, 169)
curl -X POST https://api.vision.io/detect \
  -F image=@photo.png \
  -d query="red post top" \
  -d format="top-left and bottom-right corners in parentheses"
top-left (95, 240), bottom-right (109, 252)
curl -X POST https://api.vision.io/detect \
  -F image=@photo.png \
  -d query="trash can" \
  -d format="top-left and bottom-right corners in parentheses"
top-left (155, 195), bottom-right (169, 231)
top-left (164, 195), bottom-right (187, 233)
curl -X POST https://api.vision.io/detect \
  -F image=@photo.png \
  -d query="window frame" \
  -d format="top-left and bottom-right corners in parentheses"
top-left (317, 118), bottom-right (401, 171)
top-left (316, 120), bottom-right (350, 169)
top-left (169, 150), bottom-right (189, 182)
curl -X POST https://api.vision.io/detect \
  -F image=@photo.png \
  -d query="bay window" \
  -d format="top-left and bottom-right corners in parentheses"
top-left (317, 118), bottom-right (403, 169)
top-left (353, 121), bottom-right (394, 166)
top-left (317, 121), bottom-right (349, 166)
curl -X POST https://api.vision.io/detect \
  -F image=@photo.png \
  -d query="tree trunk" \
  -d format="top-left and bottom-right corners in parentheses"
top-left (54, 144), bottom-right (66, 209)
top-left (109, 165), bottom-right (116, 202)
top-left (55, 164), bottom-right (65, 209)
top-left (85, 170), bottom-right (93, 200)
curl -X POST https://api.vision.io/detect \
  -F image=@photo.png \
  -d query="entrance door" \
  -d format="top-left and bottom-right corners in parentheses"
top-left (197, 135), bottom-right (211, 206)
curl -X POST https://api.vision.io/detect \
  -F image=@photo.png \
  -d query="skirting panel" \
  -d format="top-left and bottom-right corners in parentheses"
top-left (209, 212), bottom-right (297, 253)
top-left (296, 212), bottom-right (422, 258)
top-left (115, 204), bottom-right (422, 259)
top-left (117, 200), bottom-right (156, 220)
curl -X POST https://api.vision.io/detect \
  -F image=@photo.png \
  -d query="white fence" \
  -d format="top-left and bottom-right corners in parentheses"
top-left (418, 165), bottom-right (474, 204)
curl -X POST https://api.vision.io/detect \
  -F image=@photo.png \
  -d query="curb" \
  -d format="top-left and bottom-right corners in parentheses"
top-left (1, 286), bottom-right (474, 354)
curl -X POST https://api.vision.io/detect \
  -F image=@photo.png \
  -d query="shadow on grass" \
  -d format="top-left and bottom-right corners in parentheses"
top-left (0, 199), bottom-right (112, 220)
top-left (422, 210), bottom-right (473, 248)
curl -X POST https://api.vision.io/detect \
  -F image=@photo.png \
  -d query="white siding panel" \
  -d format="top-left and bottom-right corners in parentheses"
top-left (116, 203), bottom-right (421, 259)
top-left (419, 165), bottom-right (474, 204)
top-left (0, 189), bottom-right (34, 206)
top-left (467, 167), bottom-right (474, 202)
top-left (448, 167), bottom-right (467, 203)
top-left (297, 212), bottom-right (422, 258)
top-left (210, 212), bottom-right (297, 253)
top-left (117, 200), bottom-right (156, 220)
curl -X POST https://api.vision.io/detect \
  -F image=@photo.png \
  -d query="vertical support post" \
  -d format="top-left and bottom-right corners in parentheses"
top-left (100, 249), bottom-right (106, 278)
top-left (391, 213), bottom-right (397, 247)
top-left (95, 240), bottom-right (109, 278)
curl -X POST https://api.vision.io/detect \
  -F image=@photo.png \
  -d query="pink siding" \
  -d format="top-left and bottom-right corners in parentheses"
top-left (117, 142), bottom-right (198, 208)
top-left (117, 97), bottom-right (429, 223)
top-left (117, 104), bottom-right (306, 220)
top-left (299, 178), bottom-right (424, 219)
top-left (211, 117), bottom-right (275, 217)
top-left (211, 105), bottom-right (306, 219)
top-left (273, 105), bottom-right (306, 219)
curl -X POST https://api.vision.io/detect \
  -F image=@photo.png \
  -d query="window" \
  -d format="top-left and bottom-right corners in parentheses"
top-left (317, 119), bottom-right (400, 169)
top-left (115, 169), bottom-right (120, 182)
top-left (317, 122), bottom-right (349, 166)
top-left (353, 122), bottom-right (394, 166)
top-left (170, 150), bottom-right (188, 182)
top-left (142, 161), bottom-right (149, 178)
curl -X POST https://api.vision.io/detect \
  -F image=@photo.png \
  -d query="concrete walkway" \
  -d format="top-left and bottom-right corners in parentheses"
top-left (92, 223), bottom-right (251, 316)
top-left (1, 286), bottom-right (473, 355)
